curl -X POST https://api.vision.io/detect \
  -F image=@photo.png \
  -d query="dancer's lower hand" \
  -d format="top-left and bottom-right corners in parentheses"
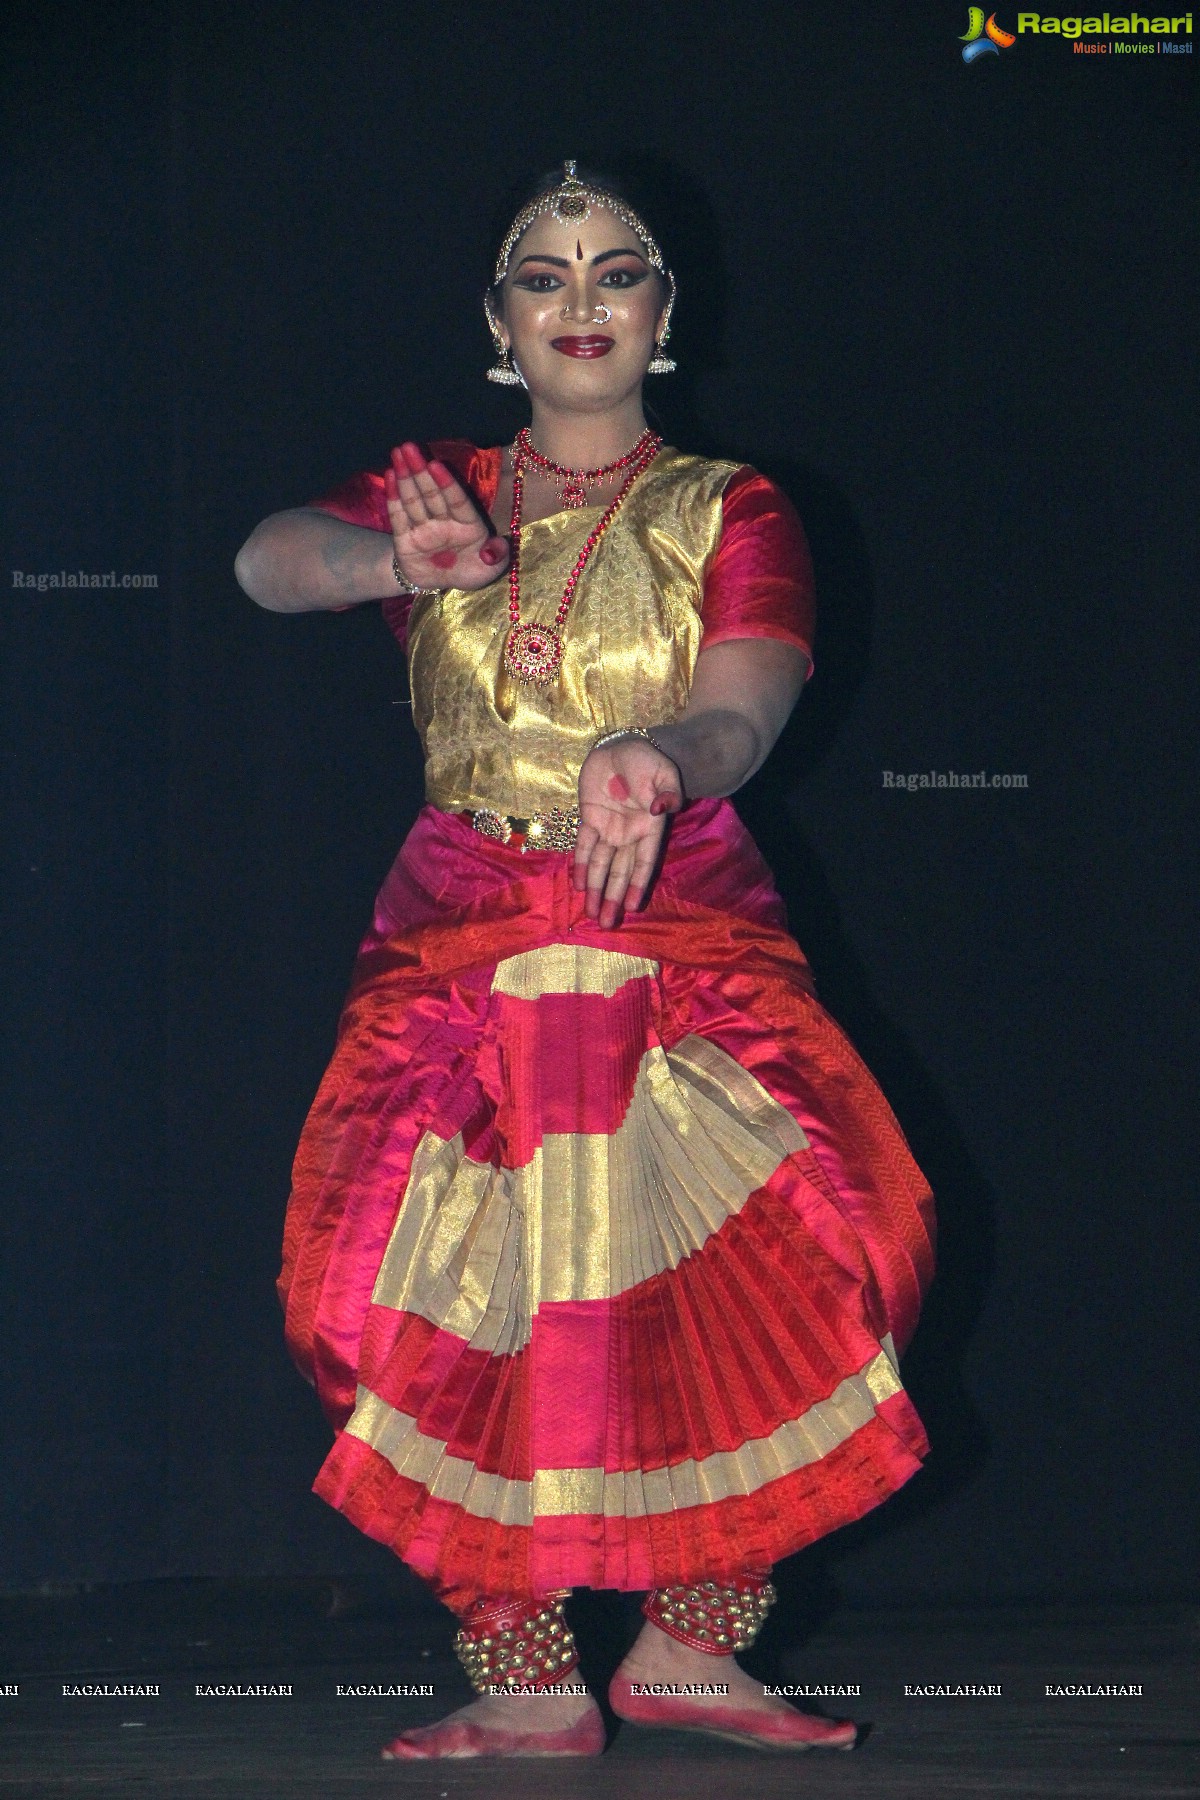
top-left (574, 736), bottom-right (682, 928)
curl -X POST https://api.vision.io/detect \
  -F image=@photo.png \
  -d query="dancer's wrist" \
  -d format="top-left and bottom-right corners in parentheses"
top-left (390, 547), bottom-right (443, 596)
top-left (592, 725), bottom-right (670, 758)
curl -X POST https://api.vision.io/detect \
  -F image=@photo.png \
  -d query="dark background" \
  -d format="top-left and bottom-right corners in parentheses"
top-left (2, 0), bottom-right (1195, 1611)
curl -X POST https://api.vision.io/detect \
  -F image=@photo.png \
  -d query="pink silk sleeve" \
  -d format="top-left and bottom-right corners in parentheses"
top-left (700, 467), bottom-right (816, 677)
top-left (306, 441), bottom-right (497, 646)
top-left (307, 469), bottom-right (390, 531)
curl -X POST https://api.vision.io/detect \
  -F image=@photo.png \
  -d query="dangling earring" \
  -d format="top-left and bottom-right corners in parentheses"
top-left (647, 272), bottom-right (677, 375)
top-left (484, 294), bottom-right (524, 386)
top-left (647, 336), bottom-right (676, 375)
top-left (487, 343), bottom-right (524, 386)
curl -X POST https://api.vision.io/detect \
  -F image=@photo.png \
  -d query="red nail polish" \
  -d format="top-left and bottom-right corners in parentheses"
top-left (480, 543), bottom-right (503, 565)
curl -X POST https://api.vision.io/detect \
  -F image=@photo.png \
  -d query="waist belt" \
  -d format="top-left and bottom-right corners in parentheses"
top-left (463, 806), bottom-right (580, 853)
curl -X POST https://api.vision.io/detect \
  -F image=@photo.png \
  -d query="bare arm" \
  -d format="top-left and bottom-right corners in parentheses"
top-left (574, 636), bottom-right (810, 928)
top-left (234, 508), bottom-right (397, 612)
top-left (234, 443), bottom-right (510, 612)
top-left (642, 636), bottom-right (810, 799)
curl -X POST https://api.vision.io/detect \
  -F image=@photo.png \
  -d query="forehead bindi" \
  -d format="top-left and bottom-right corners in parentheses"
top-left (513, 206), bottom-right (647, 268)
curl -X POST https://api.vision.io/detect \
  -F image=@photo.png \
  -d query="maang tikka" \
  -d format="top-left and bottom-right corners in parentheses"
top-left (485, 160), bottom-right (677, 382)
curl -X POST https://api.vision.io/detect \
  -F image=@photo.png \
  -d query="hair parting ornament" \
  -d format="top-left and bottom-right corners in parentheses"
top-left (485, 160), bottom-right (677, 382)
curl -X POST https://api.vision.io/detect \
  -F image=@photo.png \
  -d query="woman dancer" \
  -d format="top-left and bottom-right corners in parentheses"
top-left (236, 161), bottom-right (935, 1760)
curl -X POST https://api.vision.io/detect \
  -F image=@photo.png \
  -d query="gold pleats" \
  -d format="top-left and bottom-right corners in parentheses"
top-left (344, 1349), bottom-right (903, 1523)
top-left (347, 940), bottom-right (904, 1529)
top-left (369, 1031), bottom-right (809, 1339)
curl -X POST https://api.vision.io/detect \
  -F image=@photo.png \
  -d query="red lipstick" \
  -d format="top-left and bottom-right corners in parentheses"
top-left (550, 335), bottom-right (615, 358)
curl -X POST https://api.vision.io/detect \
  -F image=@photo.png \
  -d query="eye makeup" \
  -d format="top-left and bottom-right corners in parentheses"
top-left (511, 257), bottom-right (650, 296)
top-left (512, 271), bottom-right (566, 292)
top-left (597, 264), bottom-right (651, 289)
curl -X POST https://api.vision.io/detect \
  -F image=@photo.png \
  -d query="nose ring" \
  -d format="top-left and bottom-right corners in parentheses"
top-left (560, 302), bottom-right (612, 325)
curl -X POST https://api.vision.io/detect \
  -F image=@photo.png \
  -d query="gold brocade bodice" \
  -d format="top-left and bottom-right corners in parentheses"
top-left (408, 447), bottom-right (740, 816)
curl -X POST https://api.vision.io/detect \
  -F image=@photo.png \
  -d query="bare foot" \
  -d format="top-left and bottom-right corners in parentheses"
top-left (609, 1618), bottom-right (856, 1752)
top-left (381, 1686), bottom-right (605, 1760)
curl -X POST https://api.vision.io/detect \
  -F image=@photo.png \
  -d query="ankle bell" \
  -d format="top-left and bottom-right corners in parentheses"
top-left (642, 1575), bottom-right (777, 1654)
top-left (453, 1593), bottom-right (579, 1692)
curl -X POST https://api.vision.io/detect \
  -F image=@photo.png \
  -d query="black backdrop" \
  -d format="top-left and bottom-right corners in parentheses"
top-left (3, 1), bottom-right (1195, 1607)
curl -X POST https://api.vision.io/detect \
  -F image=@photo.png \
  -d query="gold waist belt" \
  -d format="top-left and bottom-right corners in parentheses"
top-left (463, 806), bottom-right (580, 853)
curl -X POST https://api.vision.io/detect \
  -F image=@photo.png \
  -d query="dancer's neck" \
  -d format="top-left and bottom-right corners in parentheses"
top-left (523, 397), bottom-right (653, 471)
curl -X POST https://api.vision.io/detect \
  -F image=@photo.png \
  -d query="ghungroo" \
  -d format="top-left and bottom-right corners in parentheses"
top-left (453, 1594), bottom-right (579, 1691)
top-left (642, 1575), bottom-right (777, 1654)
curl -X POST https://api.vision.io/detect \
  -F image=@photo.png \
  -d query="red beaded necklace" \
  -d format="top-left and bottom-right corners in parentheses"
top-left (503, 428), bottom-right (663, 689)
top-left (514, 424), bottom-right (659, 509)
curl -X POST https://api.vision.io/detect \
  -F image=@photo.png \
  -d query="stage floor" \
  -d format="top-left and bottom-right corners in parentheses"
top-left (0, 1580), bottom-right (1194, 1797)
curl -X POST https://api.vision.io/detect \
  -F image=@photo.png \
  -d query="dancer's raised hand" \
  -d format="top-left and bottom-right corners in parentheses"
top-left (385, 442), bottom-right (510, 591)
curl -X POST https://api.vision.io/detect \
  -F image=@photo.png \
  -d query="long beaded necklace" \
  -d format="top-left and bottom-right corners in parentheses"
top-left (502, 427), bottom-right (663, 689)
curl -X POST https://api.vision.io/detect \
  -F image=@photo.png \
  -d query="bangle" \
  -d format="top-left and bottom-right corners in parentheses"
top-left (592, 725), bottom-right (670, 757)
top-left (392, 549), bottom-right (442, 596)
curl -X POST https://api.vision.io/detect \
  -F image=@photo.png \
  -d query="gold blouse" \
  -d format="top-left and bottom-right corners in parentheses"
top-left (407, 447), bottom-right (739, 817)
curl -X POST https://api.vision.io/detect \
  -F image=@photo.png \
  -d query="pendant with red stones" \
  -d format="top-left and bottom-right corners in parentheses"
top-left (504, 620), bottom-right (565, 686)
top-left (504, 429), bottom-right (663, 692)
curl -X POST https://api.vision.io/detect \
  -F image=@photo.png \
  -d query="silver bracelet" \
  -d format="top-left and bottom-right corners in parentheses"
top-left (592, 725), bottom-right (671, 757)
top-left (392, 549), bottom-right (442, 597)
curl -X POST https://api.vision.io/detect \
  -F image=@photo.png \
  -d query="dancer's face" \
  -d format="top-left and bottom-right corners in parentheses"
top-left (496, 205), bottom-right (668, 413)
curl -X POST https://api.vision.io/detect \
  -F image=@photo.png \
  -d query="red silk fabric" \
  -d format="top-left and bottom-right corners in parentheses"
top-left (278, 798), bottom-right (934, 1609)
top-left (309, 443), bottom-right (815, 668)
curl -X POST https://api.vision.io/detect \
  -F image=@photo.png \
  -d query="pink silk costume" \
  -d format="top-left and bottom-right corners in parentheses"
top-left (277, 441), bottom-right (935, 1615)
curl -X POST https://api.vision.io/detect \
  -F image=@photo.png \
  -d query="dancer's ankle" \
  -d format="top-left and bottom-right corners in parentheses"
top-left (453, 1593), bottom-right (580, 1693)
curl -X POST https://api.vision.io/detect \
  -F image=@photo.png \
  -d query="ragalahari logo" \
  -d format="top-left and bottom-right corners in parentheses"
top-left (961, 7), bottom-right (1018, 57)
